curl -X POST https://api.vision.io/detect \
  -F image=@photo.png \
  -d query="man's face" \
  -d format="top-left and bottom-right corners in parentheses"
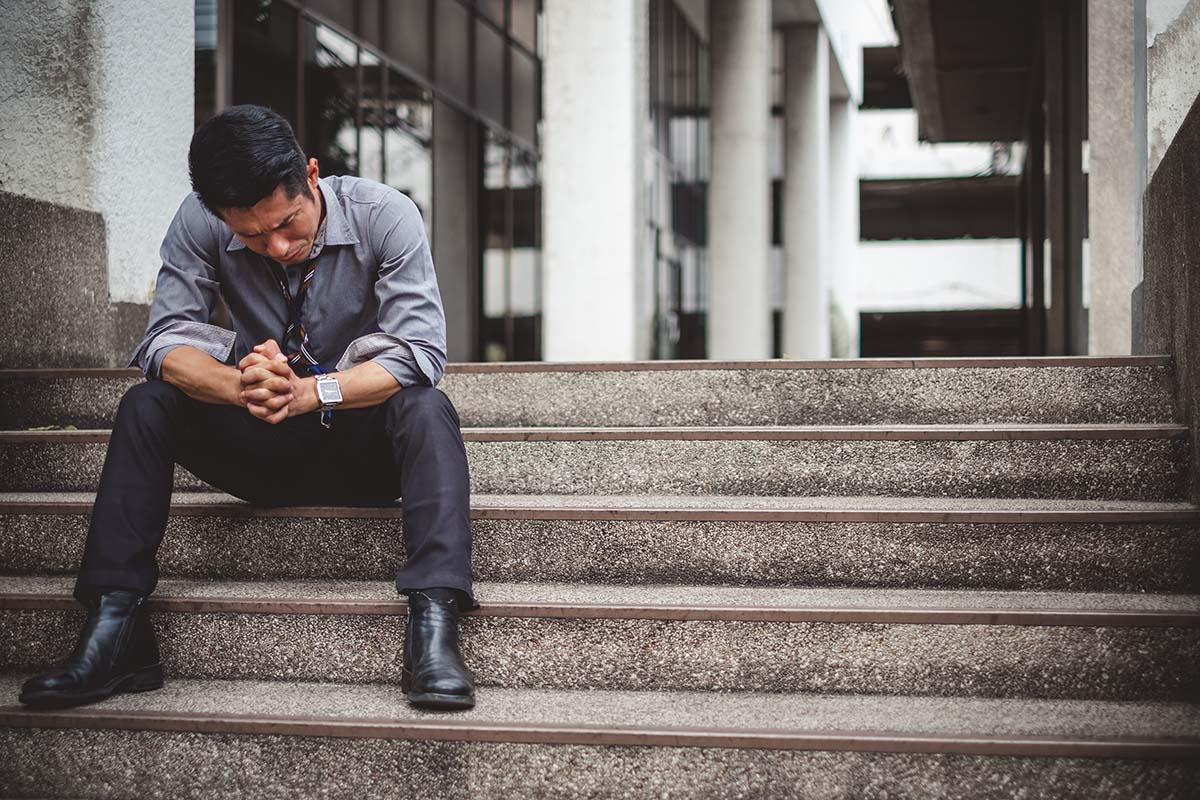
top-left (221, 158), bottom-right (323, 266)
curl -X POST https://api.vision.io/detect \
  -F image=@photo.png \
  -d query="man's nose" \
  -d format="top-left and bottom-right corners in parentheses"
top-left (266, 234), bottom-right (290, 258)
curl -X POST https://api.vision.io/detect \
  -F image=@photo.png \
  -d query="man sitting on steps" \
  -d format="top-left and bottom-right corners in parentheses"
top-left (18, 104), bottom-right (477, 711)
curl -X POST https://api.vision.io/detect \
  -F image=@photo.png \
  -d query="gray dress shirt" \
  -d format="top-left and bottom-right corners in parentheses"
top-left (130, 175), bottom-right (447, 389)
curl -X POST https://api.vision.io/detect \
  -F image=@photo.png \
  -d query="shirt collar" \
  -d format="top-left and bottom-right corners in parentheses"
top-left (225, 177), bottom-right (360, 253)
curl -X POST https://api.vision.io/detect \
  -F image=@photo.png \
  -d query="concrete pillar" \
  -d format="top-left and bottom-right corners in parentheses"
top-left (541, 0), bottom-right (648, 361)
top-left (432, 99), bottom-right (480, 363)
top-left (707, 0), bottom-right (772, 360)
top-left (781, 25), bottom-right (830, 359)
top-left (828, 97), bottom-right (859, 358)
top-left (1087, 0), bottom-right (1140, 354)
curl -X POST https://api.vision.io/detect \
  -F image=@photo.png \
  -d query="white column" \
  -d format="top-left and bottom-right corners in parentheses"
top-left (707, 0), bottom-right (772, 360)
top-left (541, 0), bottom-right (648, 361)
top-left (782, 25), bottom-right (830, 359)
top-left (1086, 0), bottom-right (1138, 354)
top-left (828, 98), bottom-right (859, 358)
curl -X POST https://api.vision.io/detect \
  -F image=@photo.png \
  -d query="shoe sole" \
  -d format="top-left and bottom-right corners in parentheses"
top-left (406, 690), bottom-right (476, 710)
top-left (18, 663), bottom-right (165, 709)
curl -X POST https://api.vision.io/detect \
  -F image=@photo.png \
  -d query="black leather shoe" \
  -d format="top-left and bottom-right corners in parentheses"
top-left (401, 588), bottom-right (475, 710)
top-left (18, 590), bottom-right (163, 709)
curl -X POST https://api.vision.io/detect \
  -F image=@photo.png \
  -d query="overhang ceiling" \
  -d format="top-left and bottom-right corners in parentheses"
top-left (891, 0), bottom-right (1039, 142)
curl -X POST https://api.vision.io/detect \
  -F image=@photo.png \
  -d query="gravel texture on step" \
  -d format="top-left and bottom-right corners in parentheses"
top-left (0, 436), bottom-right (1188, 499)
top-left (3, 728), bottom-right (1196, 800)
top-left (1, 363), bottom-right (1177, 430)
top-left (3, 674), bottom-right (1198, 740)
top-left (2, 601), bottom-right (1197, 700)
top-left (2, 510), bottom-right (1197, 592)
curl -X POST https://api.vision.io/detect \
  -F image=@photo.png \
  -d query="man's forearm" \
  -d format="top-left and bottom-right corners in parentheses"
top-left (293, 360), bottom-right (402, 415)
top-left (161, 345), bottom-right (243, 406)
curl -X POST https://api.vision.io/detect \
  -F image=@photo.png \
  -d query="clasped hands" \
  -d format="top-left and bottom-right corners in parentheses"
top-left (236, 339), bottom-right (319, 424)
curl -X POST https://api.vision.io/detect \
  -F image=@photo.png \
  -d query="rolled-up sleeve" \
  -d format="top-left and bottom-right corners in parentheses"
top-left (129, 193), bottom-right (236, 379)
top-left (341, 190), bottom-right (446, 388)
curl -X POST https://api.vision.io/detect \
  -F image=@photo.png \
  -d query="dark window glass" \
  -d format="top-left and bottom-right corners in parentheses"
top-left (304, 22), bottom-right (359, 176)
top-left (475, 20), bottom-right (505, 125)
top-left (481, 133), bottom-right (540, 361)
top-left (435, 0), bottom-right (470, 102)
top-left (511, 46), bottom-right (537, 146)
top-left (477, 0), bottom-right (505, 27)
top-left (511, 0), bottom-right (536, 51)
top-left (384, 67), bottom-right (433, 229)
top-left (231, 0), bottom-right (299, 127)
top-left (307, 0), bottom-right (355, 32)
top-left (195, 0), bottom-right (218, 126)
top-left (361, 49), bottom-right (385, 182)
top-left (360, 0), bottom-right (383, 48)
top-left (386, 0), bottom-right (429, 78)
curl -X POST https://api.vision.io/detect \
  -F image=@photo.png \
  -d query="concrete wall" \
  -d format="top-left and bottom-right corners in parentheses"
top-left (1136, 91), bottom-right (1200, 500)
top-left (1147, 0), bottom-right (1200, 177)
top-left (0, 192), bottom-right (145, 368)
top-left (0, 0), bottom-right (192, 362)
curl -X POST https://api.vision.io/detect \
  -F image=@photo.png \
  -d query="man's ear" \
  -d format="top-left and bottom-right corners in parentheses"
top-left (306, 157), bottom-right (320, 190)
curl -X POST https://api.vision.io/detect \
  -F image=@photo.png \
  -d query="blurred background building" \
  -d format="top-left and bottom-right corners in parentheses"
top-left (3, 0), bottom-right (1198, 367)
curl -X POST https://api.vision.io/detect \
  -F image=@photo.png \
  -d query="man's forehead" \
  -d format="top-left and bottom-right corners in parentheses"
top-left (224, 187), bottom-right (305, 234)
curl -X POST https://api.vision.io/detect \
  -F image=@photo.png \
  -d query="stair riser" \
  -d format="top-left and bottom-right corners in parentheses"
top-left (0, 438), bottom-right (1188, 500)
top-left (3, 609), bottom-right (1197, 700)
top-left (3, 513), bottom-right (1199, 592)
top-left (1, 727), bottom-right (1196, 800)
top-left (0, 366), bottom-right (1177, 430)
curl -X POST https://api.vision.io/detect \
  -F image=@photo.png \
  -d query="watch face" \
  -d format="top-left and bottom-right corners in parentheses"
top-left (317, 379), bottom-right (342, 404)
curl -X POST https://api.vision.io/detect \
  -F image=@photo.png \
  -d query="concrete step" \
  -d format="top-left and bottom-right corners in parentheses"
top-left (3, 493), bottom-right (1199, 592)
top-left (0, 424), bottom-right (1189, 499)
top-left (0, 356), bottom-right (1177, 430)
top-left (2, 576), bottom-right (1198, 701)
top-left (1, 676), bottom-right (1197, 799)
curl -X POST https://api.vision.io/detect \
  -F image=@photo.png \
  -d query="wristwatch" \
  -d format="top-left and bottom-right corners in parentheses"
top-left (314, 374), bottom-right (343, 429)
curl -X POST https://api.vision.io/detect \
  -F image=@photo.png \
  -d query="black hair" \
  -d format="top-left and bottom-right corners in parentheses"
top-left (188, 104), bottom-right (310, 216)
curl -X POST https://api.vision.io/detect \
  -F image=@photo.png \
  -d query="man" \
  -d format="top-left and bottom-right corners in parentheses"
top-left (18, 104), bottom-right (477, 711)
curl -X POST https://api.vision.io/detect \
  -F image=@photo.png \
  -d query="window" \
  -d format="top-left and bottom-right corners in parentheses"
top-left (304, 22), bottom-right (359, 176)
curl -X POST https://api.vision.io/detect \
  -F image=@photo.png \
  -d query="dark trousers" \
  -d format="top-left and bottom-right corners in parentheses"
top-left (74, 380), bottom-right (475, 608)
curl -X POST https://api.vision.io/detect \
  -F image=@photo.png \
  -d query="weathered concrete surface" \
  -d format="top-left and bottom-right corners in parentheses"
top-left (7, 675), bottom-right (1200, 740)
top-left (1087, 0), bottom-right (1139, 354)
top-left (3, 727), bottom-right (1196, 800)
top-left (3, 509), bottom-right (1198, 592)
top-left (3, 606), bottom-right (1198, 700)
top-left (0, 363), bottom-right (1181, 429)
top-left (0, 192), bottom-right (147, 368)
top-left (0, 0), bottom-right (193, 305)
top-left (1137, 91), bottom-right (1200, 503)
top-left (1147, 0), bottom-right (1200, 178)
top-left (0, 435), bottom-right (1188, 500)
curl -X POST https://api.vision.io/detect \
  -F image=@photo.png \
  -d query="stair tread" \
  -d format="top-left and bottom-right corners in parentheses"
top-left (0, 674), bottom-right (1196, 745)
top-left (2, 491), bottom-right (1196, 515)
top-left (4, 575), bottom-right (1199, 615)
top-left (3, 422), bottom-right (1188, 438)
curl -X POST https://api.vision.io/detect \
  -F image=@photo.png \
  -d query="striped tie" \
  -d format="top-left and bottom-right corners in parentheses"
top-left (272, 263), bottom-right (325, 377)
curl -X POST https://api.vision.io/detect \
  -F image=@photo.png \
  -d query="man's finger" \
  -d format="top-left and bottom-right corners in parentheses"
top-left (241, 361), bottom-right (292, 385)
top-left (238, 352), bottom-right (270, 371)
top-left (253, 339), bottom-right (283, 360)
top-left (256, 392), bottom-right (293, 410)
top-left (247, 400), bottom-right (288, 423)
top-left (240, 377), bottom-right (292, 397)
top-left (249, 401), bottom-right (290, 425)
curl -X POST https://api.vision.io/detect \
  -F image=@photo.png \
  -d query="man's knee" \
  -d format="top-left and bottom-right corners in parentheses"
top-left (384, 386), bottom-right (459, 429)
top-left (115, 380), bottom-right (184, 423)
